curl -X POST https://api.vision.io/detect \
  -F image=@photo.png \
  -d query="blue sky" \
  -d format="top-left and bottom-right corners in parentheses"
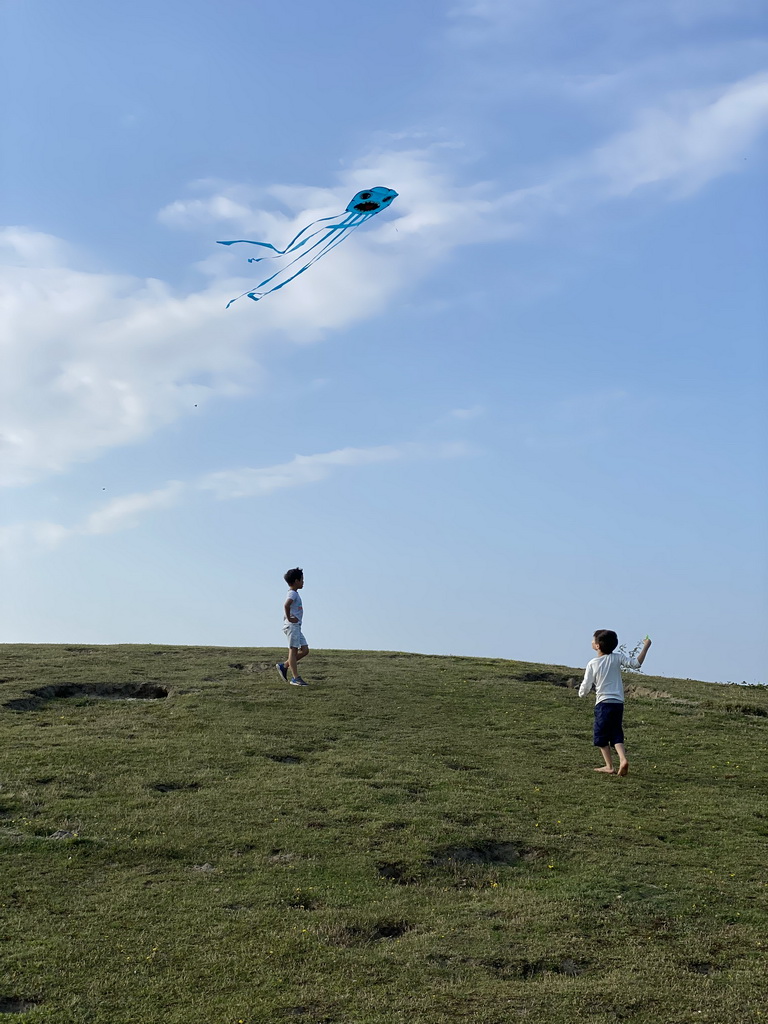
top-left (1, 0), bottom-right (766, 684)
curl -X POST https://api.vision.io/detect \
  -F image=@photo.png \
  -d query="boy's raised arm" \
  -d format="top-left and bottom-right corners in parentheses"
top-left (636, 636), bottom-right (652, 667)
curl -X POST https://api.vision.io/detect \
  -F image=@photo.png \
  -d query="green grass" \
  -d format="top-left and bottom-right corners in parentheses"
top-left (1, 644), bottom-right (766, 1023)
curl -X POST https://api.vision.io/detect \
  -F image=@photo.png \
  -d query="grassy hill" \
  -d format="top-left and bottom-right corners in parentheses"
top-left (1, 644), bottom-right (766, 1024)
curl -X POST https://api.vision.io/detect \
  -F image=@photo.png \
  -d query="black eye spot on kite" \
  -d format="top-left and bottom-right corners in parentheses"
top-left (353, 201), bottom-right (381, 212)
top-left (359, 191), bottom-right (372, 200)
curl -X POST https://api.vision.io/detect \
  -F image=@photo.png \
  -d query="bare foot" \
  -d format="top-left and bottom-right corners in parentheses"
top-left (594, 766), bottom-right (615, 774)
top-left (617, 762), bottom-right (629, 777)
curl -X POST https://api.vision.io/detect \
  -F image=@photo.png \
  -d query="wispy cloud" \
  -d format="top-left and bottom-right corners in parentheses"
top-left (82, 482), bottom-right (187, 535)
top-left (0, 521), bottom-right (71, 556)
top-left (590, 72), bottom-right (768, 195)
top-left (443, 0), bottom-right (768, 132)
top-left (0, 441), bottom-right (470, 554)
top-left (0, 482), bottom-right (186, 554)
top-left (200, 444), bottom-right (409, 500)
top-left (449, 0), bottom-right (765, 35)
top-left (520, 388), bottom-right (640, 450)
top-left (449, 406), bottom-right (485, 420)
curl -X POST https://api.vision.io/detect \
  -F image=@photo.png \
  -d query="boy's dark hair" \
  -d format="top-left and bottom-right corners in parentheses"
top-left (284, 567), bottom-right (303, 586)
top-left (593, 629), bottom-right (619, 654)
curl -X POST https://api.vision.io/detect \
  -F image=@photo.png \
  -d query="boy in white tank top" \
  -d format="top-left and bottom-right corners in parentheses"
top-left (276, 567), bottom-right (310, 686)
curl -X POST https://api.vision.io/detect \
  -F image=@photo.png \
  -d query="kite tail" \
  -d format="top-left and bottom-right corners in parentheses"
top-left (245, 214), bottom-right (370, 303)
top-left (224, 212), bottom-right (369, 307)
top-left (217, 211), bottom-right (356, 261)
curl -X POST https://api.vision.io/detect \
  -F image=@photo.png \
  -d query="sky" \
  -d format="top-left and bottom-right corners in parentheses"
top-left (1, 0), bottom-right (766, 684)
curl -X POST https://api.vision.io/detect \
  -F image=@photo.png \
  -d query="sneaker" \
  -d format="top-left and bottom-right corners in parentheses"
top-left (289, 677), bottom-right (309, 686)
top-left (276, 662), bottom-right (288, 681)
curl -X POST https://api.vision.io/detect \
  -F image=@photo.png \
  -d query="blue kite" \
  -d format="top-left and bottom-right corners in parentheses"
top-left (217, 187), bottom-right (398, 308)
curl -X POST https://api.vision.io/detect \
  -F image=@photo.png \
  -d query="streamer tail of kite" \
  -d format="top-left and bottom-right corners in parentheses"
top-left (217, 186), bottom-right (398, 308)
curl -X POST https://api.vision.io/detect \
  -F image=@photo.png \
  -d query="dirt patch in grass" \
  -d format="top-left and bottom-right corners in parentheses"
top-left (686, 960), bottom-right (720, 975)
top-left (269, 850), bottom-right (299, 864)
top-left (150, 781), bottom-right (201, 793)
top-left (378, 842), bottom-right (538, 887)
top-left (314, 919), bottom-right (412, 946)
top-left (517, 670), bottom-right (576, 686)
top-left (279, 1005), bottom-right (335, 1022)
top-left (430, 841), bottom-right (529, 867)
top-left (425, 840), bottom-right (546, 888)
top-left (720, 703), bottom-right (767, 718)
top-left (0, 996), bottom-right (42, 1014)
top-left (481, 956), bottom-right (586, 979)
top-left (284, 892), bottom-right (318, 910)
top-left (625, 684), bottom-right (702, 707)
top-left (626, 685), bottom-right (672, 699)
top-left (266, 754), bottom-right (303, 764)
top-left (376, 860), bottom-right (421, 884)
top-left (4, 682), bottom-right (168, 711)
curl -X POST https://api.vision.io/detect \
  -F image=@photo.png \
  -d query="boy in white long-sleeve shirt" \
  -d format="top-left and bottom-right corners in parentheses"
top-left (579, 629), bottom-right (652, 777)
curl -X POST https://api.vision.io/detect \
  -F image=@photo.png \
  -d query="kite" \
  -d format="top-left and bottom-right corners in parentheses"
top-left (217, 186), bottom-right (398, 308)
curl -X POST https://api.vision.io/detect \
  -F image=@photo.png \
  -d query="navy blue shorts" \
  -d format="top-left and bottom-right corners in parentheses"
top-left (593, 701), bottom-right (624, 747)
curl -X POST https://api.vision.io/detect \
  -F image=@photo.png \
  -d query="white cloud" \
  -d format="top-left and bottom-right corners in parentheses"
top-left (199, 441), bottom-right (468, 500)
top-left (0, 521), bottom-right (71, 556)
top-left (450, 405), bottom-right (485, 420)
top-left (82, 482), bottom-right (186, 535)
top-left (0, 441), bottom-right (470, 554)
top-left (0, 231), bottom-right (261, 487)
top-left (0, 482), bottom-right (186, 555)
top-left (449, 0), bottom-right (764, 33)
top-left (157, 194), bottom-right (254, 228)
top-left (0, 228), bottom-right (74, 268)
top-left (198, 445), bottom-right (407, 500)
top-left (591, 72), bottom-right (768, 195)
top-left (442, 0), bottom-right (768, 137)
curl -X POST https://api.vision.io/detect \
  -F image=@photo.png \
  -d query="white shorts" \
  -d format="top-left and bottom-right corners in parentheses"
top-left (283, 623), bottom-right (307, 648)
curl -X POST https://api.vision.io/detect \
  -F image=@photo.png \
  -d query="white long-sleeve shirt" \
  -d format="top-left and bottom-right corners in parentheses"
top-left (579, 652), bottom-right (640, 705)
